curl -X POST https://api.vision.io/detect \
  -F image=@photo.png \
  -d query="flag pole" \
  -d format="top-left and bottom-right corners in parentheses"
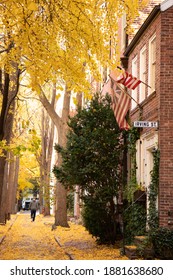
top-left (117, 66), bottom-right (151, 89)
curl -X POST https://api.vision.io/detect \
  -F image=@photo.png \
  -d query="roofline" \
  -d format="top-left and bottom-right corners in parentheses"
top-left (161, 0), bottom-right (173, 11)
top-left (123, 5), bottom-right (161, 57)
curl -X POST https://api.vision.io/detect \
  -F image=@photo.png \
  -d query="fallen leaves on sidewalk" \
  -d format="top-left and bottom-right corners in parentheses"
top-left (0, 215), bottom-right (17, 238)
top-left (0, 213), bottom-right (128, 260)
top-left (53, 220), bottom-right (129, 260)
top-left (0, 213), bottom-right (68, 260)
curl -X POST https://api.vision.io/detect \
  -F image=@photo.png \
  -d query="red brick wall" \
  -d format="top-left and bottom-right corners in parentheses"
top-left (128, 14), bottom-right (160, 127)
top-left (127, 5), bottom-right (173, 228)
top-left (119, 0), bottom-right (173, 228)
top-left (159, 6), bottom-right (173, 227)
top-left (129, 0), bottom-right (161, 42)
top-left (126, 4), bottom-right (173, 228)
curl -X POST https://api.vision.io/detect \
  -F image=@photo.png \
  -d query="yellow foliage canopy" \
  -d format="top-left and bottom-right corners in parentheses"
top-left (0, 0), bottom-right (146, 94)
top-left (18, 151), bottom-right (40, 191)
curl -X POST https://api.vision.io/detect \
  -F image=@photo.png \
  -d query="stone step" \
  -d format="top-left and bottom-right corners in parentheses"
top-left (124, 245), bottom-right (138, 260)
top-left (127, 236), bottom-right (154, 260)
top-left (134, 235), bottom-right (147, 246)
top-left (125, 236), bottom-right (154, 259)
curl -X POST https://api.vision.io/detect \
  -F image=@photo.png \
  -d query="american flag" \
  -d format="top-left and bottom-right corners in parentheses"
top-left (111, 87), bottom-right (131, 130)
top-left (116, 71), bottom-right (142, 90)
top-left (101, 78), bottom-right (130, 130)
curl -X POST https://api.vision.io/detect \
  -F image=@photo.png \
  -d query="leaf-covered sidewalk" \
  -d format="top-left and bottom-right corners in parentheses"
top-left (0, 213), bottom-right (128, 260)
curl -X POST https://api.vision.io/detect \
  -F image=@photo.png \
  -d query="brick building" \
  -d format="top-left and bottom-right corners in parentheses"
top-left (121, 0), bottom-right (173, 227)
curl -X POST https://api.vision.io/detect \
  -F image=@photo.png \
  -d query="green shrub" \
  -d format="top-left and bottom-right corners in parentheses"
top-left (124, 203), bottom-right (147, 244)
top-left (150, 227), bottom-right (173, 259)
top-left (53, 93), bottom-right (125, 244)
top-left (148, 149), bottom-right (160, 230)
top-left (82, 195), bottom-right (118, 244)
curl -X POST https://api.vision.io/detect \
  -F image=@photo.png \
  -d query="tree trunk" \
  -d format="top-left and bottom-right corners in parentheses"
top-left (6, 152), bottom-right (15, 218)
top-left (41, 108), bottom-right (50, 216)
top-left (54, 88), bottom-right (70, 226)
top-left (5, 153), bottom-right (19, 216)
top-left (39, 163), bottom-right (44, 214)
top-left (0, 71), bottom-right (10, 223)
top-left (0, 100), bottom-right (16, 222)
top-left (73, 92), bottom-right (82, 219)
top-left (0, 155), bottom-right (7, 223)
top-left (39, 85), bottom-right (70, 227)
top-left (12, 156), bottom-right (20, 213)
top-left (40, 85), bottom-right (56, 216)
top-left (0, 65), bottom-right (20, 223)
top-left (0, 72), bottom-right (10, 141)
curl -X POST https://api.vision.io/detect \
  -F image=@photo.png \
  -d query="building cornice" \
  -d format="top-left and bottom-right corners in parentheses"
top-left (161, 0), bottom-right (173, 11)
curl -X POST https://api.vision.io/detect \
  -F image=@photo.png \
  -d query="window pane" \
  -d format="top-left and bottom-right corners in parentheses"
top-left (149, 34), bottom-right (156, 93)
top-left (140, 46), bottom-right (146, 102)
top-left (132, 57), bottom-right (138, 109)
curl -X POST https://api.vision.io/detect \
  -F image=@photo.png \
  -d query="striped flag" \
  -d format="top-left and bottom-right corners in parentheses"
top-left (101, 78), bottom-right (130, 130)
top-left (117, 71), bottom-right (141, 90)
top-left (111, 86), bottom-right (131, 130)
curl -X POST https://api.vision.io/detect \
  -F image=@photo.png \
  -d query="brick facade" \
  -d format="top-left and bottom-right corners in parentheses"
top-left (123, 2), bottom-right (173, 228)
top-left (128, 13), bottom-right (160, 125)
top-left (129, 0), bottom-right (161, 43)
top-left (159, 6), bottom-right (173, 227)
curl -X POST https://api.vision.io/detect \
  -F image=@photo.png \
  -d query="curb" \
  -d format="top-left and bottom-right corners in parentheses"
top-left (0, 236), bottom-right (5, 245)
top-left (54, 236), bottom-right (75, 260)
top-left (0, 215), bottom-right (18, 245)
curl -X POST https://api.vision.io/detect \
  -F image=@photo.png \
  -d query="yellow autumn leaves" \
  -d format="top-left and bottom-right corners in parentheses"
top-left (0, 214), bottom-right (68, 260)
top-left (0, 213), bottom-right (128, 260)
top-left (0, 0), bottom-right (146, 96)
top-left (56, 221), bottom-right (129, 260)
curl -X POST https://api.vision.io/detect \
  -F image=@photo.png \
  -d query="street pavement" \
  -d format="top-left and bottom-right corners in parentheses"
top-left (0, 213), bottom-right (68, 260)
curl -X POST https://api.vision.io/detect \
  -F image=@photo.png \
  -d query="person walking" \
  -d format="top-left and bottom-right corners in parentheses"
top-left (29, 198), bottom-right (38, 222)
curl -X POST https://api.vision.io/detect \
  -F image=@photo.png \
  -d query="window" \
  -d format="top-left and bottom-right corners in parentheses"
top-left (139, 46), bottom-right (147, 102)
top-left (131, 56), bottom-right (138, 110)
top-left (149, 34), bottom-right (156, 93)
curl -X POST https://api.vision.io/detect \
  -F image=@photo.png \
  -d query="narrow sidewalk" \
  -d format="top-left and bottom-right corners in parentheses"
top-left (0, 213), bottom-right (129, 260)
top-left (0, 213), bottom-right (68, 260)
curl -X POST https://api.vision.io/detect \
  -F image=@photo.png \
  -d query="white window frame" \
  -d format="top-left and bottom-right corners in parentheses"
top-left (131, 56), bottom-right (138, 110)
top-left (148, 34), bottom-right (156, 94)
top-left (139, 45), bottom-right (147, 103)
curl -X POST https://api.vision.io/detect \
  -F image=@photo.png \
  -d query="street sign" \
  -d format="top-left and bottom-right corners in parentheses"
top-left (133, 121), bottom-right (158, 128)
